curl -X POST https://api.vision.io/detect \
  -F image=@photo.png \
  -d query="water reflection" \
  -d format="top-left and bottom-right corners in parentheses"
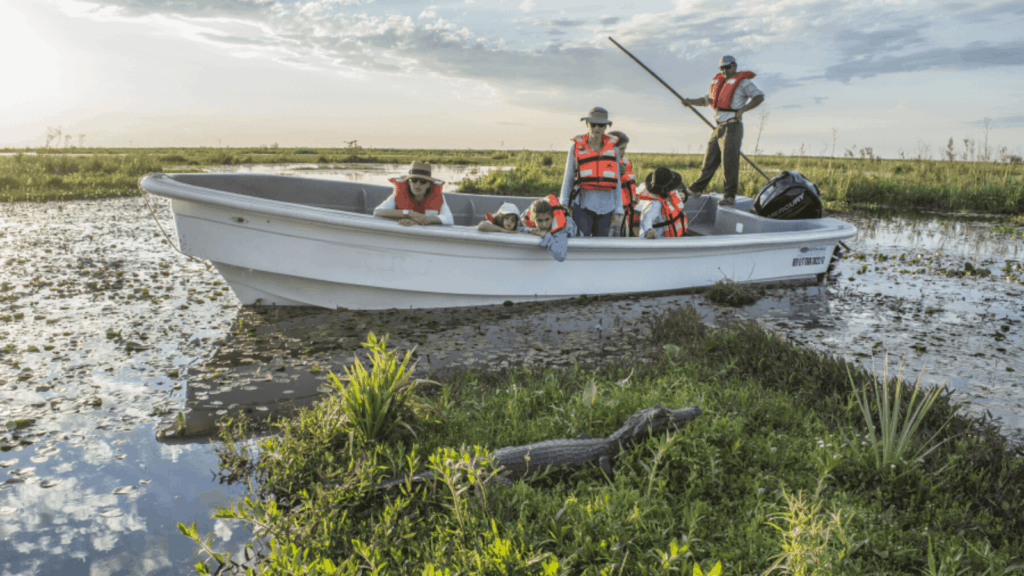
top-left (844, 209), bottom-right (1022, 261)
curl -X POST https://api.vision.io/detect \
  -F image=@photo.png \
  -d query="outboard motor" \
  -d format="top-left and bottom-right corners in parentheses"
top-left (753, 171), bottom-right (823, 220)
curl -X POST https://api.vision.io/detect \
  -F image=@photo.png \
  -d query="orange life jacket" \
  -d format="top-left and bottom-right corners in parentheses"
top-left (572, 134), bottom-right (619, 192)
top-left (389, 177), bottom-right (446, 214)
top-left (522, 194), bottom-right (568, 234)
top-left (639, 189), bottom-right (687, 237)
top-left (619, 158), bottom-right (637, 208)
top-left (708, 71), bottom-right (756, 111)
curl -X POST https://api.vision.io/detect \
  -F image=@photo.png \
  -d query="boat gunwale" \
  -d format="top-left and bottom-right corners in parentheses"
top-left (140, 172), bottom-right (858, 252)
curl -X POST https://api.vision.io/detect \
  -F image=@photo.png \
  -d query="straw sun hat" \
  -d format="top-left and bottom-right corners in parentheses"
top-left (405, 161), bottom-right (440, 182)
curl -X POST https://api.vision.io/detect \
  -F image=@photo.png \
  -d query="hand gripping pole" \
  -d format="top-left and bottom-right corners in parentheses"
top-left (608, 36), bottom-right (770, 182)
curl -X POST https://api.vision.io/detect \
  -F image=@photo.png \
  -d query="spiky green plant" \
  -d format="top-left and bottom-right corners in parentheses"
top-left (848, 355), bottom-right (952, 470)
top-left (327, 332), bottom-right (426, 443)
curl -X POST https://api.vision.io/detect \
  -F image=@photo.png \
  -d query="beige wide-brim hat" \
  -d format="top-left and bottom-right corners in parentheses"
top-left (405, 161), bottom-right (440, 181)
top-left (580, 107), bottom-right (612, 125)
top-left (399, 159), bottom-right (444, 182)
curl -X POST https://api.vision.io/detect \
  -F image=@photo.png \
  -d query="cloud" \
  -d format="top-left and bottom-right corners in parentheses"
top-left (957, 0), bottom-right (1024, 23)
top-left (830, 25), bottom-right (928, 60)
top-left (67, 0), bottom-right (278, 19)
top-left (970, 115), bottom-right (1024, 128)
top-left (54, 0), bottom-right (1024, 101)
top-left (196, 32), bottom-right (269, 46)
top-left (823, 40), bottom-right (1024, 82)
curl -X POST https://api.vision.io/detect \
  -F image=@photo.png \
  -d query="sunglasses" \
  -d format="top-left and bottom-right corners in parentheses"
top-left (720, 64), bottom-right (735, 70)
top-left (409, 178), bottom-right (432, 185)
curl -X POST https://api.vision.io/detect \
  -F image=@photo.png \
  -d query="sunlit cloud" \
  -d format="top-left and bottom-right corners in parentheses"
top-left (4, 0), bottom-right (1023, 153)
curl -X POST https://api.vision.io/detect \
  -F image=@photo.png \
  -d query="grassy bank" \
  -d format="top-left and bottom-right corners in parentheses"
top-left (460, 151), bottom-right (1024, 216)
top-left (2, 147), bottom-right (1023, 215)
top-left (182, 307), bottom-right (1023, 575)
top-left (0, 148), bottom-right (502, 202)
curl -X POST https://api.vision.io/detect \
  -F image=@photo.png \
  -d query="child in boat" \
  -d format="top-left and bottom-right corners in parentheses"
top-left (521, 195), bottom-right (579, 261)
top-left (373, 162), bottom-right (454, 226)
top-left (477, 202), bottom-right (521, 233)
top-left (638, 167), bottom-right (688, 239)
top-left (607, 130), bottom-right (638, 237)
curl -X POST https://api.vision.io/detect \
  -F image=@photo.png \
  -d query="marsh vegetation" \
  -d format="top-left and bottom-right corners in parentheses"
top-left (2, 146), bottom-right (1023, 217)
top-left (184, 314), bottom-right (1024, 575)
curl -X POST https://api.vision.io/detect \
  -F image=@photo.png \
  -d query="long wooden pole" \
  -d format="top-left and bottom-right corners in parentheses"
top-left (608, 36), bottom-right (771, 182)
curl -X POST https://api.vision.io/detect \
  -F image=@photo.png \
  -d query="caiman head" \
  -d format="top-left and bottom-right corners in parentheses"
top-left (607, 404), bottom-right (702, 445)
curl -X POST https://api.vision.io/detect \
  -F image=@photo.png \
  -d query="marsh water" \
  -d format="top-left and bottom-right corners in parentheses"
top-left (1, 163), bottom-right (1022, 575)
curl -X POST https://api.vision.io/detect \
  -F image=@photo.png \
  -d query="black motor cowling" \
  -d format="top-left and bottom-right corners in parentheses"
top-left (753, 171), bottom-right (823, 219)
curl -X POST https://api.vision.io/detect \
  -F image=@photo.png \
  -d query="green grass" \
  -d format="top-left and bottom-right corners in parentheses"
top-left (0, 147), bottom-right (503, 202)
top-left (458, 151), bottom-right (1024, 215)
top-left (0, 153), bottom-right (164, 202)
top-left (2, 146), bottom-right (1023, 214)
top-left (182, 307), bottom-right (1024, 575)
top-left (702, 278), bottom-right (768, 307)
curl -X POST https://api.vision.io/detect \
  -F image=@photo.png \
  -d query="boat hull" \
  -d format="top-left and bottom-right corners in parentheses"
top-left (141, 173), bottom-right (857, 309)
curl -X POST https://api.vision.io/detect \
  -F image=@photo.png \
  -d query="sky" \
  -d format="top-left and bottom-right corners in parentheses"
top-left (1, 0), bottom-right (1023, 159)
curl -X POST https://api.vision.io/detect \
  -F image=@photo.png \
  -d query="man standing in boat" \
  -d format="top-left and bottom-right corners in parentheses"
top-left (559, 107), bottom-right (623, 237)
top-left (680, 55), bottom-right (764, 206)
top-left (374, 162), bottom-right (454, 226)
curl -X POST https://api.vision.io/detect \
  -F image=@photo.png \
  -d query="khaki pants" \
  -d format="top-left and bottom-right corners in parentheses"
top-left (689, 121), bottom-right (743, 199)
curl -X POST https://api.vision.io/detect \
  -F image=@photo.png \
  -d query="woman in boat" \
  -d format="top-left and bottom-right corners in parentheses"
top-left (477, 202), bottom-right (521, 233)
top-left (638, 167), bottom-right (688, 239)
top-left (607, 130), bottom-right (638, 237)
top-left (521, 195), bottom-right (579, 261)
top-left (374, 162), bottom-right (454, 226)
top-left (558, 107), bottom-right (623, 237)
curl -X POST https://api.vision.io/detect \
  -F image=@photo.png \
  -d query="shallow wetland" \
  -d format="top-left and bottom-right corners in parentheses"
top-left (1, 163), bottom-right (1022, 574)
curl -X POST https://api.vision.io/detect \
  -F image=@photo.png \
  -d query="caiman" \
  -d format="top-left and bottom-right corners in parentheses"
top-left (378, 404), bottom-right (702, 489)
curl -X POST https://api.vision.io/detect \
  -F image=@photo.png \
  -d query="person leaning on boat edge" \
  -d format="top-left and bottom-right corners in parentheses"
top-left (521, 195), bottom-right (579, 262)
top-left (374, 162), bottom-right (454, 226)
top-left (680, 55), bottom-right (764, 206)
top-left (477, 202), bottom-right (521, 233)
top-left (559, 107), bottom-right (623, 237)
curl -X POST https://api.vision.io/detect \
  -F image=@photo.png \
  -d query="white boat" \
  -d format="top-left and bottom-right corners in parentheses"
top-left (139, 172), bottom-right (857, 310)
